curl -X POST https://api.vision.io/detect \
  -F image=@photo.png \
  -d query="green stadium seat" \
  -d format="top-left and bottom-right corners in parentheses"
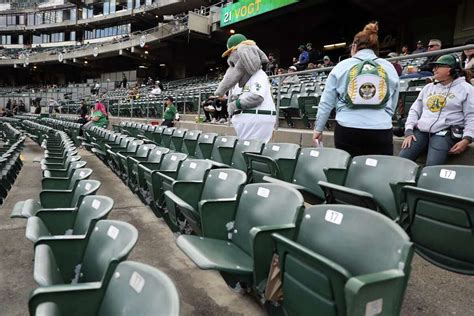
top-left (245, 143), bottom-right (300, 183)
top-left (33, 220), bottom-right (138, 287)
top-left (170, 128), bottom-right (188, 152)
top-left (181, 130), bottom-right (201, 156)
top-left (194, 133), bottom-right (218, 159)
top-left (272, 204), bottom-right (413, 316)
top-left (264, 148), bottom-right (351, 204)
top-left (41, 168), bottom-right (92, 190)
top-left (132, 147), bottom-right (170, 194)
top-left (123, 144), bottom-right (156, 185)
top-left (165, 168), bottom-right (247, 237)
top-left (114, 139), bottom-right (144, 176)
top-left (29, 261), bottom-right (180, 316)
top-left (25, 195), bottom-right (114, 244)
top-left (319, 155), bottom-right (419, 221)
top-left (150, 126), bottom-right (166, 146)
top-left (10, 180), bottom-right (101, 219)
top-left (209, 136), bottom-right (238, 166)
top-left (161, 127), bottom-right (176, 148)
top-left (41, 154), bottom-right (81, 171)
top-left (43, 161), bottom-right (87, 178)
top-left (229, 139), bottom-right (264, 172)
top-left (401, 165), bottom-right (474, 274)
top-left (177, 183), bottom-right (304, 288)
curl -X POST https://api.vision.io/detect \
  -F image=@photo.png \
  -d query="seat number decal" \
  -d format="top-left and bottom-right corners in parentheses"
top-left (439, 169), bottom-right (456, 180)
top-left (189, 162), bottom-right (197, 169)
top-left (219, 172), bottom-right (228, 180)
top-left (107, 225), bottom-right (119, 240)
top-left (324, 210), bottom-right (343, 225)
top-left (365, 158), bottom-right (378, 167)
top-left (310, 150), bottom-right (319, 157)
top-left (129, 271), bottom-right (145, 294)
top-left (257, 187), bottom-right (270, 198)
top-left (92, 199), bottom-right (101, 210)
top-left (272, 145), bottom-right (280, 152)
top-left (85, 183), bottom-right (92, 190)
top-left (365, 298), bottom-right (383, 315)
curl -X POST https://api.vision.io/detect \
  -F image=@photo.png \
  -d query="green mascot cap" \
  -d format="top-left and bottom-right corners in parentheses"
top-left (222, 34), bottom-right (248, 57)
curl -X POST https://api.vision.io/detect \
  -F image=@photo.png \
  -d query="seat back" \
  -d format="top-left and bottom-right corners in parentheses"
top-left (159, 153), bottom-right (188, 171)
top-left (181, 130), bottom-right (201, 156)
top-left (126, 139), bottom-right (144, 152)
top-left (176, 159), bottom-right (213, 181)
top-left (293, 148), bottom-right (350, 200)
top-left (230, 139), bottom-right (264, 172)
top-left (210, 136), bottom-right (238, 165)
top-left (98, 261), bottom-right (180, 316)
top-left (152, 126), bottom-right (166, 145)
top-left (161, 127), bottom-right (175, 148)
top-left (147, 147), bottom-right (170, 163)
top-left (73, 195), bottom-right (115, 235)
top-left (232, 183), bottom-right (304, 255)
top-left (344, 155), bottom-right (418, 219)
top-left (71, 180), bottom-right (102, 207)
top-left (201, 168), bottom-right (247, 201)
top-left (135, 144), bottom-right (156, 158)
top-left (80, 220), bottom-right (138, 284)
top-left (67, 168), bottom-right (93, 190)
top-left (170, 128), bottom-right (187, 151)
top-left (407, 165), bottom-right (474, 274)
top-left (195, 133), bottom-right (218, 159)
top-left (251, 143), bottom-right (300, 182)
top-left (278, 204), bottom-right (412, 316)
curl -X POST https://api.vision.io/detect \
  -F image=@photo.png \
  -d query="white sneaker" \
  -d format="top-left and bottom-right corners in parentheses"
top-left (211, 118), bottom-right (217, 124)
top-left (218, 118), bottom-right (226, 124)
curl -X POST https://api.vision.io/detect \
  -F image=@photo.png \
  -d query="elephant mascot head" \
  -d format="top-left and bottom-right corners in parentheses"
top-left (214, 34), bottom-right (269, 97)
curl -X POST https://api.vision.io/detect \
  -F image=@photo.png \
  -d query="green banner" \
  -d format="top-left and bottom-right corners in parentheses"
top-left (220, 0), bottom-right (299, 27)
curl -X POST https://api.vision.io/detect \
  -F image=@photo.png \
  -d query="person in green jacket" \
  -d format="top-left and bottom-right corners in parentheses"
top-left (162, 96), bottom-right (177, 127)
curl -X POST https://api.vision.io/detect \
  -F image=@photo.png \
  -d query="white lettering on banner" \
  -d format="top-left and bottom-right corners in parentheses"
top-left (219, 172), bottom-right (228, 180)
top-left (257, 187), bottom-right (270, 198)
top-left (439, 169), bottom-right (456, 180)
top-left (107, 225), bottom-right (119, 240)
top-left (92, 199), bottom-right (101, 210)
top-left (365, 158), bottom-right (378, 167)
top-left (324, 210), bottom-right (343, 225)
top-left (129, 271), bottom-right (145, 294)
top-left (310, 150), bottom-right (320, 157)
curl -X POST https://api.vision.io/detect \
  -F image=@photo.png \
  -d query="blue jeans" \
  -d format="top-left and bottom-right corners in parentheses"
top-left (399, 129), bottom-right (456, 166)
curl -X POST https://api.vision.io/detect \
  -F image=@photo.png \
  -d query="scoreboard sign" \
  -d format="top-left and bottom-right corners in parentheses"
top-left (220, 0), bottom-right (299, 27)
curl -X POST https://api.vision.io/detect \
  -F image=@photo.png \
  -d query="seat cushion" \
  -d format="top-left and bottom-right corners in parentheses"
top-left (34, 244), bottom-right (64, 286)
top-left (36, 302), bottom-right (61, 316)
top-left (10, 199), bottom-right (41, 218)
top-left (177, 235), bottom-right (253, 275)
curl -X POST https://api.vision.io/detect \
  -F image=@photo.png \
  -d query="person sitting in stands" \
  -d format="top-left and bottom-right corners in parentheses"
top-left (89, 100), bottom-right (109, 128)
top-left (401, 39), bottom-right (442, 79)
top-left (400, 54), bottom-right (474, 166)
top-left (283, 66), bottom-right (300, 84)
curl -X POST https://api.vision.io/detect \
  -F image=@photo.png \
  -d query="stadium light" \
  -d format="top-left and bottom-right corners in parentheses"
top-left (84, 60), bottom-right (88, 64)
top-left (323, 42), bottom-right (347, 50)
top-left (160, 64), bottom-right (166, 67)
top-left (144, 51), bottom-right (149, 54)
top-left (33, 65), bottom-right (37, 69)
top-left (139, 65), bottom-right (147, 68)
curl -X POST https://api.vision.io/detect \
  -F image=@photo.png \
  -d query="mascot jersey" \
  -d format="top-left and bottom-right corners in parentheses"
top-left (232, 69), bottom-right (276, 143)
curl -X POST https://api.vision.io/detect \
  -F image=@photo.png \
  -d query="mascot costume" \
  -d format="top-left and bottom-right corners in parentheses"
top-left (214, 34), bottom-right (276, 143)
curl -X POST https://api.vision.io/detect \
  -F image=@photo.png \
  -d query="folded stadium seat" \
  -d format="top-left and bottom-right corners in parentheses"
top-left (43, 160), bottom-right (87, 178)
top-left (272, 204), bottom-right (413, 315)
top-left (319, 155), bottom-right (419, 221)
top-left (181, 130), bottom-right (201, 156)
top-left (90, 132), bottom-right (121, 157)
top-left (41, 168), bottom-right (92, 190)
top-left (209, 136), bottom-right (238, 166)
top-left (144, 152), bottom-right (188, 211)
top-left (32, 219), bottom-right (138, 287)
top-left (170, 128), bottom-right (188, 152)
top-left (122, 143), bottom-right (156, 185)
top-left (44, 146), bottom-right (78, 160)
top-left (177, 183), bottom-right (304, 289)
top-left (132, 147), bottom-right (170, 194)
top-left (161, 127), bottom-right (176, 148)
top-left (157, 159), bottom-right (214, 228)
top-left (29, 261), bottom-right (180, 316)
top-left (165, 168), bottom-right (247, 236)
top-left (297, 92), bottom-right (320, 129)
top-left (25, 195), bottom-right (114, 244)
top-left (195, 133), bottom-right (218, 159)
top-left (41, 154), bottom-right (81, 171)
top-left (401, 165), bottom-right (474, 274)
top-left (140, 125), bottom-right (158, 141)
top-left (104, 136), bottom-right (134, 164)
top-left (245, 143), bottom-right (300, 183)
top-left (10, 180), bottom-right (101, 219)
top-left (111, 139), bottom-right (144, 176)
top-left (149, 126), bottom-right (166, 146)
top-left (263, 148), bottom-right (351, 205)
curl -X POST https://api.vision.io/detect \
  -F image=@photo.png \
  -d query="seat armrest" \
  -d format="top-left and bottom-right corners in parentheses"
top-left (39, 190), bottom-right (74, 208)
top-left (200, 198), bottom-right (239, 240)
top-left (35, 236), bottom-right (88, 282)
top-left (345, 270), bottom-right (407, 316)
top-left (323, 168), bottom-right (347, 185)
top-left (250, 224), bottom-right (296, 287)
top-left (318, 180), bottom-right (378, 212)
top-left (29, 282), bottom-right (103, 316)
top-left (244, 153), bottom-right (280, 178)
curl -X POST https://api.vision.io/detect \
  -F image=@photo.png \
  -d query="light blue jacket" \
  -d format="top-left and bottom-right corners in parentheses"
top-left (315, 49), bottom-right (400, 131)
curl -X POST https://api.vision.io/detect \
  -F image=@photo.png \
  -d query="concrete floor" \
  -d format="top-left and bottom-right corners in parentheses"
top-left (0, 139), bottom-right (473, 315)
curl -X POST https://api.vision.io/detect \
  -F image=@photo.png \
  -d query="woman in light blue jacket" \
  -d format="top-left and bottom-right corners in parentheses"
top-left (313, 22), bottom-right (400, 156)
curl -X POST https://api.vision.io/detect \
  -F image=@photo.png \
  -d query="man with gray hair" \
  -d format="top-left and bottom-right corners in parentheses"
top-left (401, 39), bottom-right (442, 78)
